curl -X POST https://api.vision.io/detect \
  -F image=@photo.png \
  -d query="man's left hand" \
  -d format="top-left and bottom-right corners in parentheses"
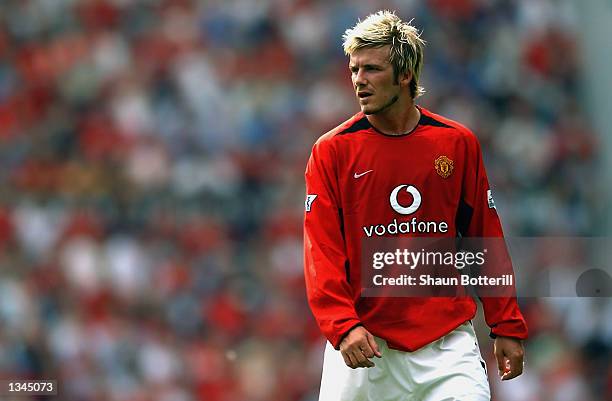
top-left (493, 336), bottom-right (524, 380)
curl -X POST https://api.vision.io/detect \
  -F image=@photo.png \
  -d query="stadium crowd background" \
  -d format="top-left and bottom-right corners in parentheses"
top-left (0, 0), bottom-right (610, 400)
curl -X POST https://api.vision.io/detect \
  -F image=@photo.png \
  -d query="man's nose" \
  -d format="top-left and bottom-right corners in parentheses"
top-left (354, 69), bottom-right (367, 87)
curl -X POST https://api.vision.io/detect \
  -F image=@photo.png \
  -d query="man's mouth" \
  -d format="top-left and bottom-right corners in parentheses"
top-left (358, 92), bottom-right (372, 98)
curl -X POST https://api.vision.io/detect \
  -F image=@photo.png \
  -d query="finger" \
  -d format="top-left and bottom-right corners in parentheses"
top-left (500, 360), bottom-right (511, 380)
top-left (502, 353), bottom-right (524, 380)
top-left (359, 342), bottom-right (374, 359)
top-left (366, 333), bottom-right (382, 358)
top-left (340, 351), bottom-right (354, 368)
top-left (348, 343), bottom-right (374, 368)
top-left (352, 348), bottom-right (373, 368)
top-left (356, 354), bottom-right (375, 368)
top-left (362, 359), bottom-right (375, 368)
top-left (494, 351), bottom-right (506, 377)
top-left (342, 349), bottom-right (359, 369)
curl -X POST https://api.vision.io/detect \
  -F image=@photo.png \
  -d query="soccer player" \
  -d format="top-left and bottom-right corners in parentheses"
top-left (303, 10), bottom-right (527, 401)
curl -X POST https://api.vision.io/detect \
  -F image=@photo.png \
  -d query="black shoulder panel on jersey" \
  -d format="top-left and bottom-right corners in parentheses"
top-left (455, 198), bottom-right (473, 237)
top-left (419, 113), bottom-right (453, 129)
top-left (338, 116), bottom-right (372, 135)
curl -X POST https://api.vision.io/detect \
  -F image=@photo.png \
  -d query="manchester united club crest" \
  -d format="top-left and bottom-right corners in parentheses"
top-left (434, 155), bottom-right (454, 178)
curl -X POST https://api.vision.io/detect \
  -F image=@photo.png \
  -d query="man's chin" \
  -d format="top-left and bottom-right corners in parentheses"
top-left (361, 105), bottom-right (376, 115)
top-left (361, 94), bottom-right (399, 116)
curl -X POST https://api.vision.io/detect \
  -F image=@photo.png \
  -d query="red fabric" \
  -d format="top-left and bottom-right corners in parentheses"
top-left (303, 106), bottom-right (528, 351)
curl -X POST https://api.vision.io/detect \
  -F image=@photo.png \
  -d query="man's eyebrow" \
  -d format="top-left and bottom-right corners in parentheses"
top-left (349, 63), bottom-right (383, 69)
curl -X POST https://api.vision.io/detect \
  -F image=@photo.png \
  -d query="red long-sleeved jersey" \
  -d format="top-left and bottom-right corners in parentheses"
top-left (304, 106), bottom-right (528, 351)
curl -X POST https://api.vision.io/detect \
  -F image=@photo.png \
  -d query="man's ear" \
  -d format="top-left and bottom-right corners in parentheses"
top-left (400, 71), bottom-right (413, 87)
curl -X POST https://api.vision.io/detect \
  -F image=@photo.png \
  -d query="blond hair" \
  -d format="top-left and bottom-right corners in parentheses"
top-left (343, 10), bottom-right (425, 98)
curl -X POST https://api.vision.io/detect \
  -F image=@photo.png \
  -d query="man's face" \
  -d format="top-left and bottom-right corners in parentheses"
top-left (349, 45), bottom-right (405, 115)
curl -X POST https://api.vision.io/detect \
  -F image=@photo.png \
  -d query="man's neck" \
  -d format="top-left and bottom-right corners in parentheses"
top-left (366, 98), bottom-right (420, 136)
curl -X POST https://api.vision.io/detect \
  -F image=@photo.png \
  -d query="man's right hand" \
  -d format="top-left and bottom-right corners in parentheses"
top-left (339, 326), bottom-right (382, 369)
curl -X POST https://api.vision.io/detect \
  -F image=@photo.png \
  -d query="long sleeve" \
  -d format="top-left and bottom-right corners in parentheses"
top-left (304, 140), bottom-right (362, 348)
top-left (460, 134), bottom-right (529, 339)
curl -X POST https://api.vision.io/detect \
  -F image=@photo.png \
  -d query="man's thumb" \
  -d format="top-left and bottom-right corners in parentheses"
top-left (496, 354), bottom-right (507, 376)
top-left (367, 332), bottom-right (382, 358)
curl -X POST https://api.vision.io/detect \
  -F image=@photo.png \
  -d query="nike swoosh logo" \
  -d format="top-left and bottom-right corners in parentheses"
top-left (354, 170), bottom-right (373, 179)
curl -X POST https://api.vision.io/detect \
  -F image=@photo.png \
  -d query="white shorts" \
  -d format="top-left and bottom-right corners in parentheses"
top-left (318, 322), bottom-right (490, 401)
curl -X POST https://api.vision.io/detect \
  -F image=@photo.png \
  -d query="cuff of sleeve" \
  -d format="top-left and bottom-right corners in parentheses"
top-left (330, 320), bottom-right (363, 350)
top-left (490, 320), bottom-right (529, 340)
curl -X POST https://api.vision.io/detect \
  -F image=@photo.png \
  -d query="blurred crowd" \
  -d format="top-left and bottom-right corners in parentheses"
top-left (0, 0), bottom-right (609, 400)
